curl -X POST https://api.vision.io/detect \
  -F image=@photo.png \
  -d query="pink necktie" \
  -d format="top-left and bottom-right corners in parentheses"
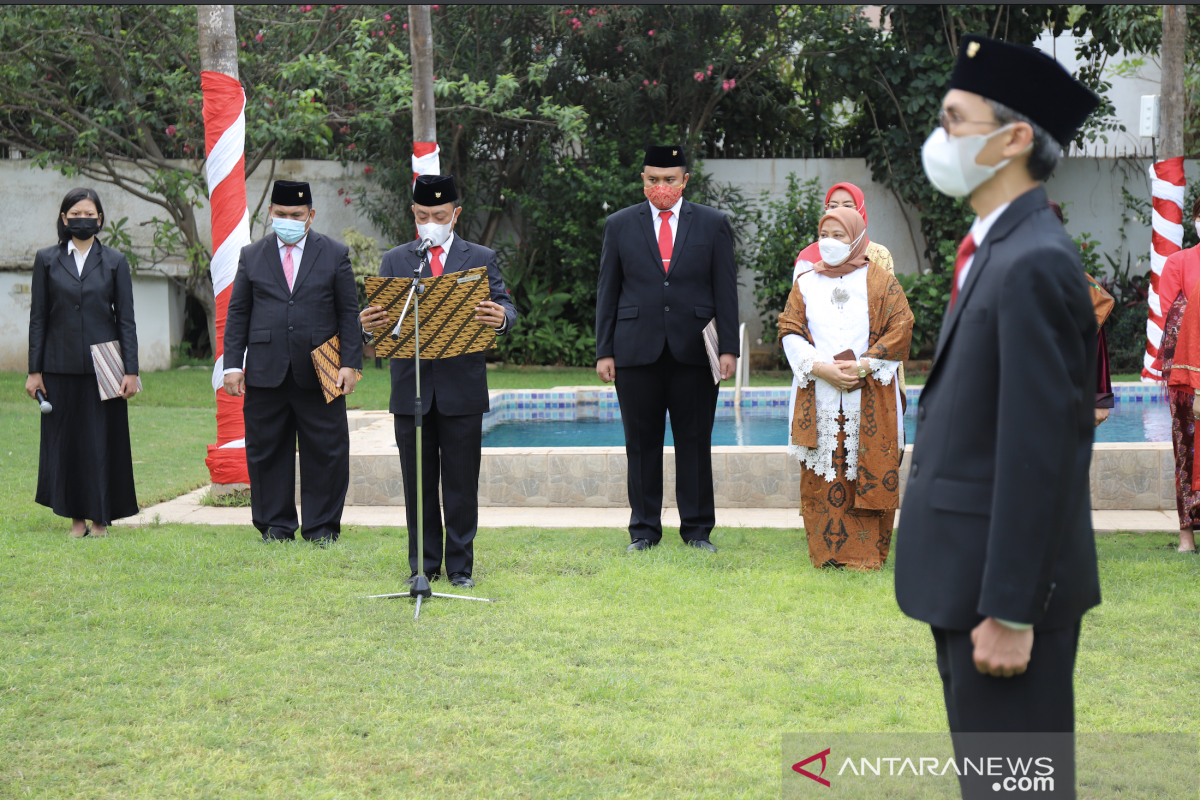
top-left (282, 245), bottom-right (296, 292)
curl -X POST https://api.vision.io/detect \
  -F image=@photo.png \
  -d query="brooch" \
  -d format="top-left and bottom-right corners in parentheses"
top-left (831, 286), bottom-right (850, 310)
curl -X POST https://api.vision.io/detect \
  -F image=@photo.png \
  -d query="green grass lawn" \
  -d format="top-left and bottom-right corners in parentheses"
top-left (2, 369), bottom-right (1197, 797)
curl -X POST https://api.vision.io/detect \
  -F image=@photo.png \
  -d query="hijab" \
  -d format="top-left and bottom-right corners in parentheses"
top-left (795, 182), bottom-right (870, 267)
top-left (813, 207), bottom-right (871, 278)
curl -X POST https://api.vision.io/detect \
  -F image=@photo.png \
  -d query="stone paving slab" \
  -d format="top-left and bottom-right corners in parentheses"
top-left (118, 487), bottom-right (1182, 533)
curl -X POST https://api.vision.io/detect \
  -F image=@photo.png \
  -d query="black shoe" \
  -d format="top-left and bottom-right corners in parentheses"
top-left (403, 571), bottom-right (441, 586)
top-left (448, 573), bottom-right (475, 588)
top-left (686, 539), bottom-right (717, 552)
top-left (262, 527), bottom-right (295, 542)
top-left (627, 538), bottom-right (659, 552)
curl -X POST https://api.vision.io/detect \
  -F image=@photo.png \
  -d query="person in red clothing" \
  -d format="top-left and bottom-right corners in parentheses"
top-left (1158, 193), bottom-right (1200, 553)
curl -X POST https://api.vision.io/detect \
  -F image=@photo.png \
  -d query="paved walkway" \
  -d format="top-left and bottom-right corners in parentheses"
top-left (116, 487), bottom-right (1182, 533)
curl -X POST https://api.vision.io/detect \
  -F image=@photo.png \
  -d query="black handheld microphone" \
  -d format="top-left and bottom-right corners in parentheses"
top-left (35, 389), bottom-right (52, 414)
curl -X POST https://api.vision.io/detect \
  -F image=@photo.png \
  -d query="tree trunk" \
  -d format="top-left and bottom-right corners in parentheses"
top-left (196, 4), bottom-right (238, 354)
top-left (1160, 4), bottom-right (1187, 160)
top-left (408, 5), bottom-right (436, 144)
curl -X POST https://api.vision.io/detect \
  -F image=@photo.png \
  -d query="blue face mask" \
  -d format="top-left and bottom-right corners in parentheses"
top-left (272, 217), bottom-right (308, 244)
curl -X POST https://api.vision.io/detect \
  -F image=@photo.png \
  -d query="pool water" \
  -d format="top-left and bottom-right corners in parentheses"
top-left (480, 400), bottom-right (1171, 447)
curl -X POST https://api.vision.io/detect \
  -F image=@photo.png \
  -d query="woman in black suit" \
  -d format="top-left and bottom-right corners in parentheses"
top-left (26, 188), bottom-right (140, 537)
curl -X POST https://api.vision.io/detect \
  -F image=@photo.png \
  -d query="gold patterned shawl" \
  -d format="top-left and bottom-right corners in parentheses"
top-left (777, 262), bottom-right (914, 510)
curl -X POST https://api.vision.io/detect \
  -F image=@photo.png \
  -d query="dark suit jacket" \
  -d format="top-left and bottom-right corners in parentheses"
top-left (895, 185), bottom-right (1101, 632)
top-left (595, 199), bottom-right (739, 367)
top-left (382, 236), bottom-right (517, 416)
top-left (28, 241), bottom-right (138, 375)
top-left (223, 230), bottom-right (362, 390)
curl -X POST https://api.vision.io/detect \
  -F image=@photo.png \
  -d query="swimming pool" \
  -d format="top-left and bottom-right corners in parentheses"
top-left (480, 385), bottom-right (1171, 447)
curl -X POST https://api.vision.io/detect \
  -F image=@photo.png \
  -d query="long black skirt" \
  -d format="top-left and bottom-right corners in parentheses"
top-left (35, 372), bottom-right (138, 524)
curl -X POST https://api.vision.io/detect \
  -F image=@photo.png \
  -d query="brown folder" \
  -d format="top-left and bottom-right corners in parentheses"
top-left (832, 348), bottom-right (867, 392)
top-left (311, 335), bottom-right (362, 404)
top-left (1085, 274), bottom-right (1115, 328)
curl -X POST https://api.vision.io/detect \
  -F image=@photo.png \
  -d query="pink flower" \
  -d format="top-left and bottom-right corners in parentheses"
top-left (722, 80), bottom-right (731, 91)
top-left (347, 143), bottom-right (356, 150)
top-left (643, 79), bottom-right (649, 85)
top-left (344, 198), bottom-right (353, 205)
top-left (617, 45), bottom-right (623, 52)
top-left (571, 17), bottom-right (579, 24)
top-left (364, 166), bottom-right (373, 174)
top-left (240, 41), bottom-right (247, 48)
top-left (182, 144), bottom-right (191, 153)
top-left (432, 3), bottom-right (439, 8)
top-left (648, 29), bottom-right (655, 35)
top-left (597, 20), bottom-right (603, 27)
top-left (384, 13), bottom-right (391, 20)
top-left (694, 72), bottom-right (704, 81)
top-left (652, 80), bottom-right (657, 85)
top-left (403, 22), bottom-right (408, 29)
top-left (254, 33), bottom-right (263, 42)
top-left (588, 7), bottom-right (596, 14)
top-left (187, 98), bottom-right (194, 105)
top-left (165, 124), bottom-right (177, 136)
top-left (339, 125), bottom-right (350, 135)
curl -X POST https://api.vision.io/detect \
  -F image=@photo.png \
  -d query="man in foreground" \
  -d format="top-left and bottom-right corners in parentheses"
top-left (359, 175), bottom-right (516, 589)
top-left (595, 145), bottom-right (739, 553)
top-left (895, 35), bottom-right (1101, 797)
top-left (223, 180), bottom-right (362, 545)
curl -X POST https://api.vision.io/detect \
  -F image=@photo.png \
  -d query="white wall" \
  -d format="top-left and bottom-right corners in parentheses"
top-left (0, 271), bottom-right (182, 373)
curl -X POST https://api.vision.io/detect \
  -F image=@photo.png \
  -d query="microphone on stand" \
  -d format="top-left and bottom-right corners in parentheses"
top-left (35, 389), bottom-right (52, 414)
top-left (415, 237), bottom-right (434, 261)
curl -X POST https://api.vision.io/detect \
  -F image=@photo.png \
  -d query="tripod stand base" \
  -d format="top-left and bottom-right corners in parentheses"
top-left (365, 581), bottom-right (496, 620)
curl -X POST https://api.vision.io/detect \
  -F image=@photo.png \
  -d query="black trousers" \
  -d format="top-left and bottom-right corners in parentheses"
top-left (933, 624), bottom-right (1081, 798)
top-left (36, 372), bottom-right (138, 524)
top-left (614, 344), bottom-right (720, 542)
top-left (393, 395), bottom-right (482, 576)
top-left (243, 367), bottom-right (349, 540)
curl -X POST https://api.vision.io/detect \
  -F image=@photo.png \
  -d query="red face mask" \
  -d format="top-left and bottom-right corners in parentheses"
top-left (644, 183), bottom-right (684, 210)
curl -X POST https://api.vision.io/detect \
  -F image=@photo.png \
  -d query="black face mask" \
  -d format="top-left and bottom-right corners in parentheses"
top-left (66, 217), bottom-right (101, 240)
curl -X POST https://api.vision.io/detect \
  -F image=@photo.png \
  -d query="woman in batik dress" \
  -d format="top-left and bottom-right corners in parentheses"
top-left (1159, 194), bottom-right (1200, 553)
top-left (778, 207), bottom-right (913, 570)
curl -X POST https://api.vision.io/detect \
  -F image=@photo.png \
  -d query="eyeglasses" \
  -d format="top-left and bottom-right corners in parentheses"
top-left (938, 109), bottom-right (1002, 132)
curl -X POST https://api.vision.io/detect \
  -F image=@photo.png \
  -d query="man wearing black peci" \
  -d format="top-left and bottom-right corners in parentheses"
top-left (595, 146), bottom-right (739, 553)
top-left (359, 175), bottom-right (516, 589)
top-left (223, 179), bottom-right (362, 545)
top-left (895, 35), bottom-right (1101, 796)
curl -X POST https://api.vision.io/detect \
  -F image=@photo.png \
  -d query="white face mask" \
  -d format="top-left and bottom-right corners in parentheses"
top-left (416, 219), bottom-right (453, 248)
top-left (818, 230), bottom-right (864, 266)
top-left (921, 124), bottom-right (1029, 198)
top-left (1195, 220), bottom-right (1199, 240)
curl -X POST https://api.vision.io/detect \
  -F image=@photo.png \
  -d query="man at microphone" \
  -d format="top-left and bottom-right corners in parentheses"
top-left (359, 175), bottom-right (517, 588)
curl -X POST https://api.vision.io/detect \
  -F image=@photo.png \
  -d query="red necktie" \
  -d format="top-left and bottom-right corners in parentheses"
top-left (658, 211), bottom-right (673, 272)
top-left (949, 233), bottom-right (976, 309)
top-left (429, 245), bottom-right (444, 277)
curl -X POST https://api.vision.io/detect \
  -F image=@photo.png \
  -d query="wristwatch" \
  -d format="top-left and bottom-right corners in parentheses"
top-left (857, 363), bottom-right (869, 379)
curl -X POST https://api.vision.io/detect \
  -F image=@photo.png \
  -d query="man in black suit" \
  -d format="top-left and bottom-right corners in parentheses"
top-left (223, 179), bottom-right (362, 545)
top-left (595, 146), bottom-right (739, 553)
top-left (359, 175), bottom-right (516, 588)
top-left (894, 36), bottom-right (1101, 794)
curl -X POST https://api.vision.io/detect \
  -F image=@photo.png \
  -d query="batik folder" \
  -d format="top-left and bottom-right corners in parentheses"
top-left (311, 334), bottom-right (362, 404)
top-left (364, 267), bottom-right (498, 359)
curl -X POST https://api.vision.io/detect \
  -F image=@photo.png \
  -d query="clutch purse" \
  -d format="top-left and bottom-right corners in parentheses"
top-left (832, 348), bottom-right (868, 392)
top-left (1086, 274), bottom-right (1115, 328)
top-left (90, 341), bottom-right (142, 401)
top-left (311, 335), bottom-right (363, 404)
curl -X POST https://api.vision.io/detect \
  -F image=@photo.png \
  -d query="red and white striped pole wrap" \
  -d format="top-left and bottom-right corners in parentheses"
top-left (412, 141), bottom-right (439, 185)
top-left (201, 71), bottom-right (252, 485)
top-left (1144, 156), bottom-right (1186, 382)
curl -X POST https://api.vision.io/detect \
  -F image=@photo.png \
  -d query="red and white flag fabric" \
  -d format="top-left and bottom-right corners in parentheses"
top-left (201, 70), bottom-right (252, 485)
top-left (412, 141), bottom-right (439, 184)
top-left (1144, 156), bottom-right (1186, 382)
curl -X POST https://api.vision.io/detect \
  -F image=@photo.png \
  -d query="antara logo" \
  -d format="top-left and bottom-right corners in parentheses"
top-left (793, 748), bottom-right (832, 787)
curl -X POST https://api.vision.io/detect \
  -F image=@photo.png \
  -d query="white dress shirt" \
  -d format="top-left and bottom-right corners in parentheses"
top-left (224, 233), bottom-right (309, 376)
top-left (955, 201), bottom-right (1011, 291)
top-left (648, 196), bottom-right (683, 246)
top-left (67, 239), bottom-right (93, 276)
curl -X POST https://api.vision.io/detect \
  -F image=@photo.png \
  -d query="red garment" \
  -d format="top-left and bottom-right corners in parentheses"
top-left (794, 182), bottom-right (870, 266)
top-left (1164, 284), bottom-right (1200, 492)
top-left (429, 245), bottom-right (444, 277)
top-left (658, 210), bottom-right (674, 272)
top-left (1154, 246), bottom-right (1200, 373)
top-left (948, 234), bottom-right (977, 310)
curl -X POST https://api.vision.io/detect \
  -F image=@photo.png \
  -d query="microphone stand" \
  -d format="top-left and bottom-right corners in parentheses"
top-left (366, 243), bottom-right (495, 619)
